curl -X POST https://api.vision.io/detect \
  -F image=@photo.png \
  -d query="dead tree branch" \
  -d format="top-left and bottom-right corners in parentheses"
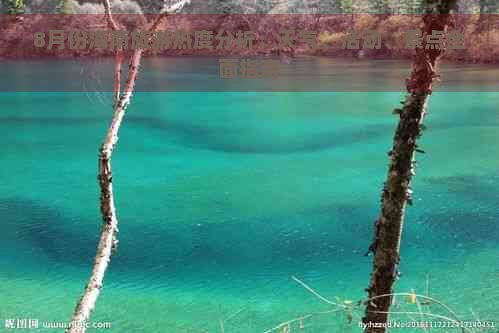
top-left (65, 1), bottom-right (190, 332)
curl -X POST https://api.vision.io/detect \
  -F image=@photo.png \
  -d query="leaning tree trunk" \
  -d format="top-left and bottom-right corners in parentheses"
top-left (65, 1), bottom-right (189, 331)
top-left (65, 48), bottom-right (143, 333)
top-left (363, 1), bottom-right (457, 332)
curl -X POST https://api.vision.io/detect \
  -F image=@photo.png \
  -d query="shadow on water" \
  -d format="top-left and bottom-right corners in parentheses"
top-left (414, 173), bottom-right (499, 243)
top-left (2, 173), bottom-right (498, 279)
top-left (0, 116), bottom-right (104, 126)
top-left (0, 197), bottom-right (99, 266)
top-left (128, 115), bottom-right (394, 154)
top-left (1, 196), bottom-right (375, 273)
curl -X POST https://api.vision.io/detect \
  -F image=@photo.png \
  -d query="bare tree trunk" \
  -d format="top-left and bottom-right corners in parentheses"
top-left (65, 2), bottom-right (190, 332)
top-left (362, 1), bottom-right (457, 332)
top-left (65, 47), bottom-right (143, 333)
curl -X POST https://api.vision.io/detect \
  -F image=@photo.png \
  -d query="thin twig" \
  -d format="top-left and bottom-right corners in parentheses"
top-left (102, 0), bottom-right (119, 31)
top-left (225, 307), bottom-right (247, 322)
top-left (414, 290), bottom-right (429, 333)
top-left (113, 50), bottom-right (123, 108)
top-left (364, 292), bottom-right (463, 323)
top-left (219, 318), bottom-right (225, 333)
top-left (263, 275), bottom-right (483, 333)
top-left (148, 0), bottom-right (191, 33)
top-left (263, 314), bottom-right (313, 333)
top-left (424, 273), bottom-right (432, 333)
top-left (262, 276), bottom-right (351, 333)
top-left (291, 276), bottom-right (346, 308)
top-left (367, 310), bottom-right (472, 333)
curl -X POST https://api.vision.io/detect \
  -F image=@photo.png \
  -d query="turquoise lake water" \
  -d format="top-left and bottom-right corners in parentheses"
top-left (1, 60), bottom-right (499, 332)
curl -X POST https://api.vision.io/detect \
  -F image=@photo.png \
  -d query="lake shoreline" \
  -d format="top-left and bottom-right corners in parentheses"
top-left (2, 14), bottom-right (499, 64)
top-left (2, 53), bottom-right (497, 67)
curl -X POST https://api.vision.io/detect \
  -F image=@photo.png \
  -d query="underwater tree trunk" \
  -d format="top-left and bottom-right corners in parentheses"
top-left (363, 1), bottom-right (457, 332)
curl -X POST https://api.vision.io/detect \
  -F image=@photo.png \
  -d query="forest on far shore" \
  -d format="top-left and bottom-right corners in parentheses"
top-left (1, 0), bottom-right (498, 62)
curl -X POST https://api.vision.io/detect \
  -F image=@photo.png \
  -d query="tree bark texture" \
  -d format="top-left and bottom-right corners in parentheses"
top-left (363, 1), bottom-right (457, 332)
top-left (65, 1), bottom-right (190, 331)
top-left (65, 48), bottom-right (143, 333)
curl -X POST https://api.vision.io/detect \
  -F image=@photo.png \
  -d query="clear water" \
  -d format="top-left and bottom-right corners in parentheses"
top-left (1, 62), bottom-right (499, 332)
